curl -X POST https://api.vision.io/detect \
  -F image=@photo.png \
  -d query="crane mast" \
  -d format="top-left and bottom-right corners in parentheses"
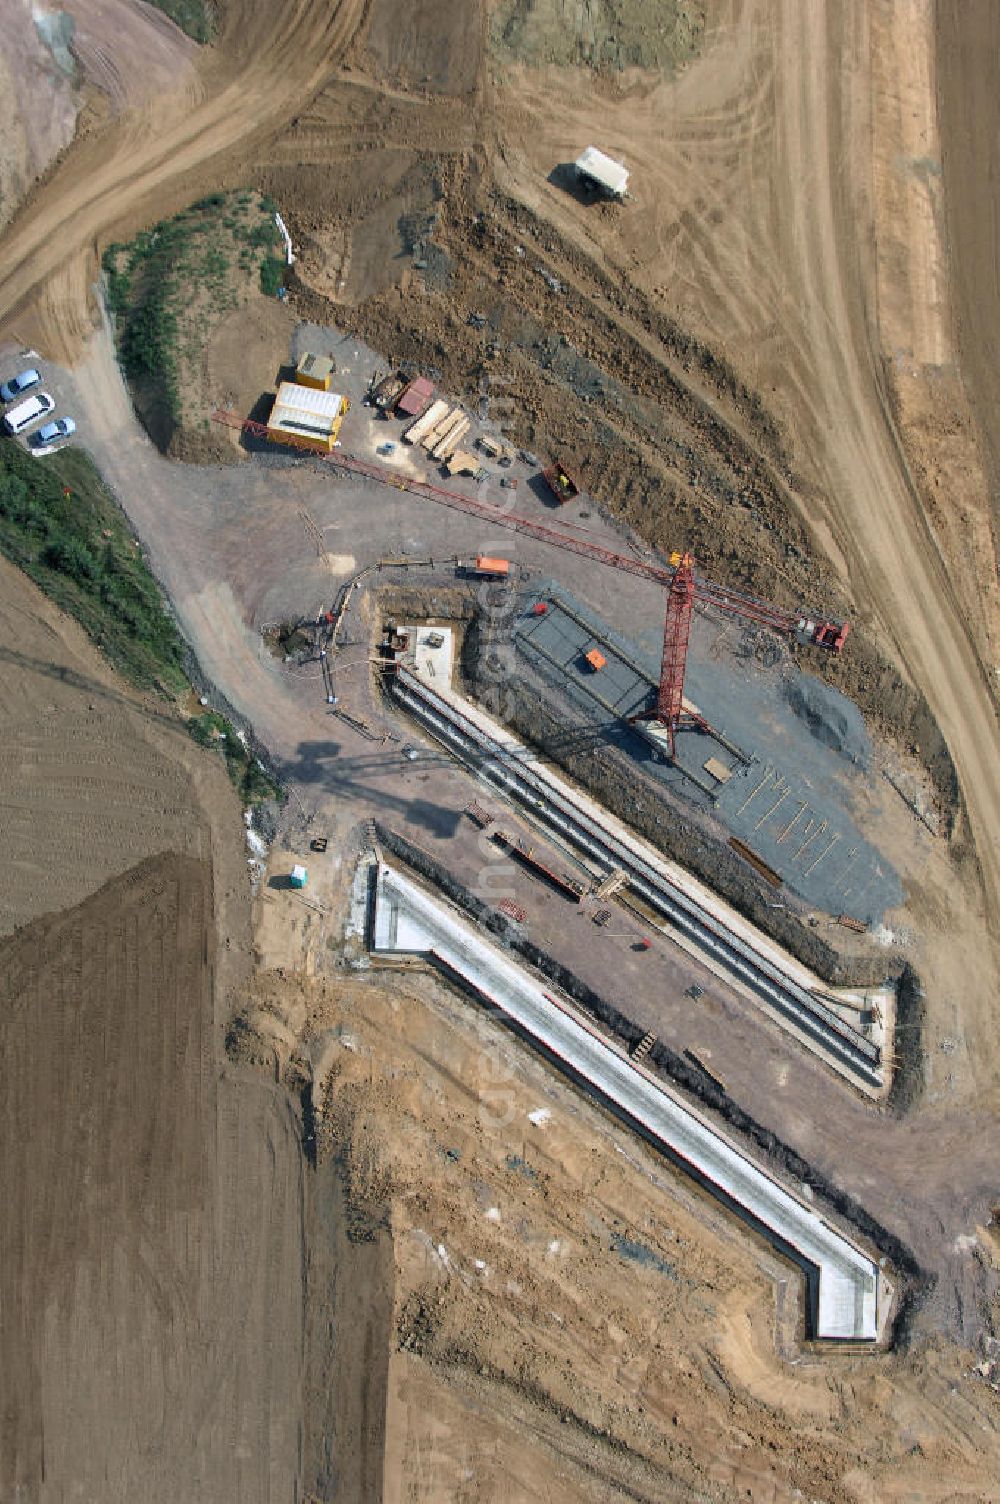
top-left (631, 551), bottom-right (850, 761)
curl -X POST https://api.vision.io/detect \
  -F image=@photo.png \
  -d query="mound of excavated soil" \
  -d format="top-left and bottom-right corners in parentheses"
top-left (490, 0), bottom-right (706, 73)
top-left (363, 0), bottom-right (483, 93)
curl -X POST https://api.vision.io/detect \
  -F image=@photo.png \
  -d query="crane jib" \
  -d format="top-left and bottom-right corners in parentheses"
top-left (211, 411), bottom-right (849, 742)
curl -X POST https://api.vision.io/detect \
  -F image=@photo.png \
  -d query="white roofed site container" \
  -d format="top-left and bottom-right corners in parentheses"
top-left (574, 146), bottom-right (629, 199)
top-left (266, 381), bottom-right (348, 452)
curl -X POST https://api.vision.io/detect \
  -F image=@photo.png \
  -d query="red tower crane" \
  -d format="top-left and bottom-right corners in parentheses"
top-left (630, 551), bottom-right (849, 759)
top-left (211, 410), bottom-right (850, 758)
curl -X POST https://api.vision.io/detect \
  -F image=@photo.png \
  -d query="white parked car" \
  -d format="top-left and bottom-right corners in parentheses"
top-left (4, 392), bottom-right (55, 435)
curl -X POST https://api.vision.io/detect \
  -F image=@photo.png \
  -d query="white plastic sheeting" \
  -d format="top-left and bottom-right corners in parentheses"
top-left (274, 212), bottom-right (295, 265)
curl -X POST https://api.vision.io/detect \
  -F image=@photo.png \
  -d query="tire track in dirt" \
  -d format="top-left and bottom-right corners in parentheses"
top-left (0, 0), bottom-right (367, 355)
top-left (770, 2), bottom-right (1000, 922)
top-left (493, 1), bottom-right (1000, 1087)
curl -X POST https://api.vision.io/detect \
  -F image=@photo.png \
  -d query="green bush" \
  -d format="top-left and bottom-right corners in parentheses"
top-left (146, 1), bottom-right (215, 43)
top-left (108, 218), bottom-right (200, 419)
top-left (41, 535), bottom-right (98, 581)
top-left (186, 711), bottom-right (283, 803)
top-left (244, 220), bottom-right (281, 249)
top-left (0, 445), bottom-right (188, 695)
top-left (187, 712), bottom-right (221, 747)
top-left (102, 244), bottom-right (132, 315)
top-left (259, 256), bottom-right (285, 296)
top-left (121, 296), bottom-right (178, 380)
top-left (242, 760), bottom-right (281, 803)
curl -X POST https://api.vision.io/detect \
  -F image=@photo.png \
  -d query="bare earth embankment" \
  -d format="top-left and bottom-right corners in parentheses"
top-left (936, 0), bottom-right (1000, 638)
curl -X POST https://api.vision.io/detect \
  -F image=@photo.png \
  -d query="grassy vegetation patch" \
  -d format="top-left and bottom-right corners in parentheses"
top-left (103, 190), bottom-right (285, 451)
top-left (0, 441), bottom-right (283, 803)
top-left (146, 0), bottom-right (217, 44)
top-left (187, 710), bottom-right (284, 803)
top-left (0, 443), bottom-right (187, 695)
top-left (259, 255), bottom-right (286, 297)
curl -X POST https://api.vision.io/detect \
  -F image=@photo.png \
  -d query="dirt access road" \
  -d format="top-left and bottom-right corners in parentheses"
top-left (0, 0), bottom-right (367, 354)
top-left (491, 0), bottom-right (1000, 1089)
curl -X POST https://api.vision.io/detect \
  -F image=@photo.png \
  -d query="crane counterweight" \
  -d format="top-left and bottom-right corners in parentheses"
top-left (797, 618), bottom-right (850, 653)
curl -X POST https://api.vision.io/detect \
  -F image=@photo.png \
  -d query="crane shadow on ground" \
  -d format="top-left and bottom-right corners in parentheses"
top-left (283, 716), bottom-right (645, 832)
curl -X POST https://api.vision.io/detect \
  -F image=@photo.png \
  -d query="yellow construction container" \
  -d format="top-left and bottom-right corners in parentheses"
top-left (266, 382), bottom-right (349, 453)
top-left (295, 353), bottom-right (334, 390)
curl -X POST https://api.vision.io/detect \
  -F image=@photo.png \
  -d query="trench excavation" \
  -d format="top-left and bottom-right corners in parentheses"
top-left (389, 663), bottom-right (887, 1094)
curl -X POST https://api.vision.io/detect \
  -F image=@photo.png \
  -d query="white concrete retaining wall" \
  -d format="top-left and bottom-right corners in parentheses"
top-left (372, 861), bottom-right (880, 1341)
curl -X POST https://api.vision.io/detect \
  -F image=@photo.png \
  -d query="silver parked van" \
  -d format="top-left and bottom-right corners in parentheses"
top-left (3, 392), bottom-right (54, 435)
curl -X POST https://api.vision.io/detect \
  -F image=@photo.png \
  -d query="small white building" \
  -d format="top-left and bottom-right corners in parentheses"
top-left (574, 146), bottom-right (629, 200)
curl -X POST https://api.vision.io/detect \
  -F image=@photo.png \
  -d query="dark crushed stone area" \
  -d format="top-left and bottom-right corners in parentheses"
top-left (459, 608), bottom-right (893, 989)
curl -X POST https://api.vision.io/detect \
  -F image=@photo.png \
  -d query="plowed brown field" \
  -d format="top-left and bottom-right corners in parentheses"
top-left (0, 560), bottom-right (311, 1502)
top-left (0, 856), bottom-right (304, 1502)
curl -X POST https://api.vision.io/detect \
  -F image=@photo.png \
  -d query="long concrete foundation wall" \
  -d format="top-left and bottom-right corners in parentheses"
top-left (390, 668), bottom-right (884, 1092)
top-left (371, 862), bottom-right (880, 1341)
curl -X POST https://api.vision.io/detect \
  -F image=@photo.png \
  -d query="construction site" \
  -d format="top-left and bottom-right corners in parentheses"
top-left (1, 1), bottom-right (999, 1501)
